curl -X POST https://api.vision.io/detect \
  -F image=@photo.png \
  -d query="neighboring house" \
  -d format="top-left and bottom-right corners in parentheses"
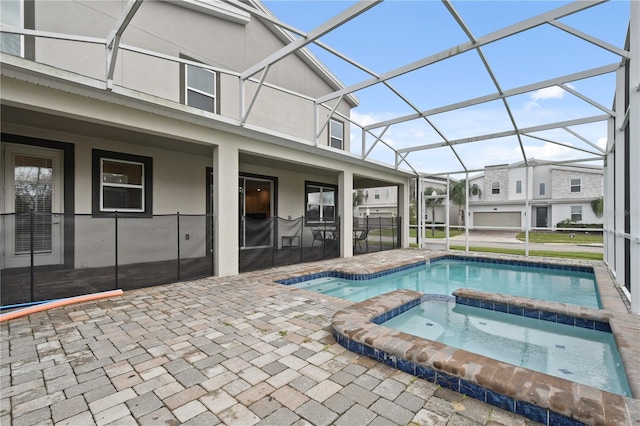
top-left (467, 160), bottom-right (603, 229)
top-left (0, 0), bottom-right (412, 294)
top-left (356, 178), bottom-right (459, 224)
top-left (354, 186), bottom-right (398, 218)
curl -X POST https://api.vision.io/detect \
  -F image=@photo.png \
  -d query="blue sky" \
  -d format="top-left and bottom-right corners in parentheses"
top-left (263, 0), bottom-right (630, 177)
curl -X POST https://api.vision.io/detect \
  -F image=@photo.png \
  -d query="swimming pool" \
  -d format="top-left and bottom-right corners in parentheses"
top-left (383, 297), bottom-right (630, 396)
top-left (289, 258), bottom-right (600, 308)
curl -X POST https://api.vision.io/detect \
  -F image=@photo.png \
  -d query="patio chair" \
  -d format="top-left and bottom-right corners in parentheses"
top-left (354, 228), bottom-right (369, 251)
top-left (311, 228), bottom-right (324, 247)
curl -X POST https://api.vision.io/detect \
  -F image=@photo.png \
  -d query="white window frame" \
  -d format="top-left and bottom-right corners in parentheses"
top-left (571, 206), bottom-right (582, 222)
top-left (374, 189), bottom-right (380, 200)
top-left (305, 182), bottom-right (337, 225)
top-left (491, 181), bottom-right (500, 194)
top-left (540, 182), bottom-right (546, 196)
top-left (570, 178), bottom-right (581, 193)
top-left (329, 118), bottom-right (344, 149)
top-left (100, 158), bottom-right (145, 213)
top-left (516, 180), bottom-right (522, 194)
top-left (185, 64), bottom-right (217, 113)
top-left (0, 0), bottom-right (24, 57)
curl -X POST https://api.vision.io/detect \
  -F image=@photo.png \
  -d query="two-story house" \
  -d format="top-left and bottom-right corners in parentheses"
top-left (0, 0), bottom-right (412, 304)
top-left (467, 159), bottom-right (603, 229)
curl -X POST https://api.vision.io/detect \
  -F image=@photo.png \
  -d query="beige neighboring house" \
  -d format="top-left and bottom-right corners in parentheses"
top-left (467, 160), bottom-right (603, 229)
top-left (0, 0), bottom-right (412, 285)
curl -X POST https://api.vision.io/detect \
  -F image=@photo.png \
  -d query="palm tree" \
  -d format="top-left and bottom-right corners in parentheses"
top-left (424, 187), bottom-right (445, 236)
top-left (449, 180), bottom-right (482, 226)
top-left (353, 189), bottom-right (366, 207)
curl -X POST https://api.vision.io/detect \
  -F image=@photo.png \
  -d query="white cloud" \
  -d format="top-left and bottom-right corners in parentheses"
top-left (524, 83), bottom-right (576, 111)
top-left (597, 136), bottom-right (607, 149)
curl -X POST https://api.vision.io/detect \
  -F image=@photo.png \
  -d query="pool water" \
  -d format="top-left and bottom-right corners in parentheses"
top-left (293, 259), bottom-right (599, 308)
top-left (383, 299), bottom-right (631, 396)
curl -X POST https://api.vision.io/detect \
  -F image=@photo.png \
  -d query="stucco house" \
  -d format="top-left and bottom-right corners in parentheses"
top-left (0, 0), bottom-right (411, 304)
top-left (467, 160), bottom-right (603, 230)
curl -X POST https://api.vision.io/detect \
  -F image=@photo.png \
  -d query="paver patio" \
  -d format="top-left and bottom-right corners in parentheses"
top-left (2, 249), bottom-right (634, 425)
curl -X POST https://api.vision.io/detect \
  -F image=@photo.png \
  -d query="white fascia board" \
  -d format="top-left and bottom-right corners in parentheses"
top-left (163, 0), bottom-right (250, 25)
top-left (549, 164), bottom-right (603, 174)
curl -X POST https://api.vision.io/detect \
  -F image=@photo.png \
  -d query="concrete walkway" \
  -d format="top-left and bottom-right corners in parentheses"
top-left (2, 250), bottom-right (585, 426)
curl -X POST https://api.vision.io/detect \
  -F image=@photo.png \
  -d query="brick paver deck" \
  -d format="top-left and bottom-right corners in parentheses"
top-left (1, 249), bottom-right (637, 425)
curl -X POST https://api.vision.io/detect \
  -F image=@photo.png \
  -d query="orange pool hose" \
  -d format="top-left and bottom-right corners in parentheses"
top-left (0, 289), bottom-right (123, 323)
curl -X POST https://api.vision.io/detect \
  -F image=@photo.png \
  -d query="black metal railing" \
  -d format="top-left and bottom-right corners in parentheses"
top-left (1, 212), bottom-right (214, 307)
top-left (1, 212), bottom-right (403, 307)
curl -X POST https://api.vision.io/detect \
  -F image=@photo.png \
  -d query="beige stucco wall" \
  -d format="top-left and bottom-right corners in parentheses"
top-left (30, 0), bottom-right (351, 145)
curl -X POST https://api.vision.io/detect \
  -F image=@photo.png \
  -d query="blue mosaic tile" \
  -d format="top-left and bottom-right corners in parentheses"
top-left (595, 321), bottom-right (611, 332)
top-left (363, 344), bottom-right (376, 359)
top-left (397, 358), bottom-right (415, 375)
top-left (524, 308), bottom-right (540, 319)
top-left (460, 379), bottom-right (486, 401)
top-left (540, 311), bottom-right (557, 323)
top-left (516, 400), bottom-right (549, 425)
top-left (557, 315), bottom-right (575, 326)
top-left (486, 389), bottom-right (515, 412)
top-left (381, 353), bottom-right (397, 368)
top-left (549, 411), bottom-right (587, 426)
top-left (494, 303), bottom-right (509, 313)
top-left (436, 371), bottom-right (460, 392)
top-left (467, 298), bottom-right (481, 308)
top-left (575, 318), bottom-right (594, 330)
top-left (415, 364), bottom-right (436, 382)
top-left (508, 305), bottom-right (524, 316)
top-left (480, 301), bottom-right (494, 310)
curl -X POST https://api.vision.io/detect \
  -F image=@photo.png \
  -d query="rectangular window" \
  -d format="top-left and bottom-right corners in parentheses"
top-left (0, 0), bottom-right (23, 56)
top-left (540, 182), bottom-right (545, 196)
top-left (186, 63), bottom-right (216, 113)
top-left (305, 181), bottom-right (337, 224)
top-left (374, 189), bottom-right (380, 200)
top-left (571, 206), bottom-right (582, 222)
top-left (329, 118), bottom-right (344, 149)
top-left (570, 178), bottom-right (581, 193)
top-left (516, 180), bottom-right (522, 194)
top-left (92, 150), bottom-right (152, 217)
top-left (491, 182), bottom-right (500, 194)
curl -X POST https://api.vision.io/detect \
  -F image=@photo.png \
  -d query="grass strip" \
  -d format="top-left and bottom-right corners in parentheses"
top-left (449, 245), bottom-right (602, 261)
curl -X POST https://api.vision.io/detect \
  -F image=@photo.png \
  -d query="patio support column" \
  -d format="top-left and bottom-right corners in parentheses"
top-left (613, 62), bottom-right (626, 293)
top-left (339, 170), bottom-right (353, 257)
top-left (628, 0), bottom-right (639, 314)
top-left (398, 179), bottom-right (410, 248)
top-left (214, 143), bottom-right (239, 276)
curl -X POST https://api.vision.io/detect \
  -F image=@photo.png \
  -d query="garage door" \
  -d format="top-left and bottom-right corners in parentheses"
top-left (474, 212), bottom-right (521, 227)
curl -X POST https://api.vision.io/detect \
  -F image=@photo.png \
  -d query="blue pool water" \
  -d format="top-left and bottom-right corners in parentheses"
top-left (383, 299), bottom-right (630, 396)
top-left (292, 259), bottom-right (600, 308)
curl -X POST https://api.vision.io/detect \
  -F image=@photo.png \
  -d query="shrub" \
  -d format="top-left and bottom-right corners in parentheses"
top-left (556, 219), bottom-right (603, 229)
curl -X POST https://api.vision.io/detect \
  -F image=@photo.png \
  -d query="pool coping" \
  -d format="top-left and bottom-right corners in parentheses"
top-left (273, 251), bottom-right (640, 424)
top-left (332, 288), bottom-right (639, 426)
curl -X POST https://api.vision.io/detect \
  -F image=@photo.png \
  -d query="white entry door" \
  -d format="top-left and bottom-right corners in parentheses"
top-left (2, 143), bottom-right (64, 267)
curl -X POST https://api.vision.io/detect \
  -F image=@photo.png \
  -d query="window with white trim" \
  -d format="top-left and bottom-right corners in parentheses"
top-left (305, 182), bottom-right (336, 224)
top-left (491, 181), bottom-right (500, 194)
top-left (186, 63), bottom-right (216, 113)
top-left (570, 178), bottom-right (581, 193)
top-left (329, 119), bottom-right (343, 149)
top-left (93, 150), bottom-right (152, 217)
top-left (374, 189), bottom-right (380, 200)
top-left (539, 182), bottom-right (545, 196)
top-left (0, 0), bottom-right (23, 56)
top-left (516, 180), bottom-right (522, 194)
top-left (571, 206), bottom-right (582, 222)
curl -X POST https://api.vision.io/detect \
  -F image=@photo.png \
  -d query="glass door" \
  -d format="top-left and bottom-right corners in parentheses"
top-left (239, 176), bottom-right (273, 249)
top-left (2, 143), bottom-right (64, 267)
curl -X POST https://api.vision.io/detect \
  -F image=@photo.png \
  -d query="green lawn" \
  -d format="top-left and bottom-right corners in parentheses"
top-left (449, 245), bottom-right (603, 261)
top-left (408, 228), bottom-right (464, 239)
top-left (516, 231), bottom-right (602, 244)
